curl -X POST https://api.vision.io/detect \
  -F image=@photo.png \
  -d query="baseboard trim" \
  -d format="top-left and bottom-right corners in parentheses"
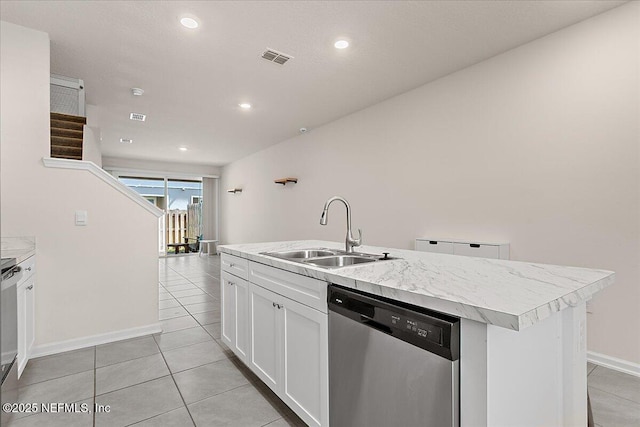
top-left (588, 350), bottom-right (640, 378)
top-left (31, 323), bottom-right (162, 359)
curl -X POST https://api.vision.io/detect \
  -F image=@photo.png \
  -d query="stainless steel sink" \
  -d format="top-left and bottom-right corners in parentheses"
top-left (261, 248), bottom-right (397, 269)
top-left (303, 256), bottom-right (376, 268)
top-left (265, 249), bottom-right (338, 259)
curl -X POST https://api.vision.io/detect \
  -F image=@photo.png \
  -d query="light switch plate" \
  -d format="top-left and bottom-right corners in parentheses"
top-left (75, 210), bottom-right (88, 226)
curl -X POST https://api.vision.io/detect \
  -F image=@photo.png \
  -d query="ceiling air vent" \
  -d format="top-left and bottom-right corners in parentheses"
top-left (129, 112), bottom-right (146, 122)
top-left (261, 48), bottom-right (293, 65)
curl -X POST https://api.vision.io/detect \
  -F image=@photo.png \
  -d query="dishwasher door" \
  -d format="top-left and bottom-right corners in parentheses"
top-left (329, 286), bottom-right (459, 427)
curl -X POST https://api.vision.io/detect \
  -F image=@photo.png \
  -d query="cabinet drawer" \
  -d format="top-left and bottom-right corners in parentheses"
top-left (221, 253), bottom-right (249, 280)
top-left (248, 262), bottom-right (328, 313)
top-left (415, 240), bottom-right (454, 254)
top-left (18, 256), bottom-right (36, 282)
top-left (452, 243), bottom-right (500, 259)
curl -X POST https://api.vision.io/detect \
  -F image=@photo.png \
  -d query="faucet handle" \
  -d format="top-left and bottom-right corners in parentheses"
top-left (355, 228), bottom-right (362, 246)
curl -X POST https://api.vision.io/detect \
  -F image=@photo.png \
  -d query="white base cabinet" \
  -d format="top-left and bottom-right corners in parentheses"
top-left (279, 290), bottom-right (328, 426)
top-left (221, 270), bottom-right (249, 363)
top-left (248, 283), bottom-right (328, 427)
top-left (16, 256), bottom-right (36, 377)
top-left (221, 253), bottom-right (328, 427)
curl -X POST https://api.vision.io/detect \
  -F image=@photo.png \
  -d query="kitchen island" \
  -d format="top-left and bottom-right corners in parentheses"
top-left (219, 240), bottom-right (614, 427)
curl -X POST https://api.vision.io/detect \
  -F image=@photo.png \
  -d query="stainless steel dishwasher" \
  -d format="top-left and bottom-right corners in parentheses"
top-left (329, 285), bottom-right (460, 427)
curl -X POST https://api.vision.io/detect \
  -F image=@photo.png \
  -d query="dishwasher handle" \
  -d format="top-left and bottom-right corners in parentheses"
top-left (360, 315), bottom-right (393, 335)
top-left (330, 291), bottom-right (375, 318)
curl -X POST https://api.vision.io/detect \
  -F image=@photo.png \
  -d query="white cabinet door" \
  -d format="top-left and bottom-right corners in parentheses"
top-left (221, 271), bottom-right (250, 363)
top-left (221, 271), bottom-right (236, 349)
top-left (17, 275), bottom-right (35, 377)
top-left (234, 278), bottom-right (249, 362)
top-left (249, 283), bottom-right (282, 393)
top-left (17, 280), bottom-right (26, 376)
top-left (25, 278), bottom-right (35, 358)
top-left (281, 297), bottom-right (328, 427)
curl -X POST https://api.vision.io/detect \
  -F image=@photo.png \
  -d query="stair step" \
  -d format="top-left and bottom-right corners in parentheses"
top-left (51, 153), bottom-right (83, 160)
top-left (51, 135), bottom-right (83, 148)
top-left (50, 112), bottom-right (86, 124)
top-left (51, 144), bottom-right (83, 160)
top-left (51, 119), bottom-right (84, 131)
top-left (51, 144), bottom-right (82, 153)
top-left (51, 127), bottom-right (83, 139)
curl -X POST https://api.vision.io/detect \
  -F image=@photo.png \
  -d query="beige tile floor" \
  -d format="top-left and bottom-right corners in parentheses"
top-left (6, 255), bottom-right (640, 426)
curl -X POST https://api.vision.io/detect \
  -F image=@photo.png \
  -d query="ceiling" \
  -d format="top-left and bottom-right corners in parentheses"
top-left (0, 1), bottom-right (626, 166)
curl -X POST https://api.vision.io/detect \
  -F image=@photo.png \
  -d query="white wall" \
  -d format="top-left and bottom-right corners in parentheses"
top-left (83, 126), bottom-right (102, 166)
top-left (83, 104), bottom-right (102, 166)
top-left (102, 156), bottom-right (221, 177)
top-left (221, 3), bottom-right (640, 364)
top-left (1, 22), bottom-right (159, 349)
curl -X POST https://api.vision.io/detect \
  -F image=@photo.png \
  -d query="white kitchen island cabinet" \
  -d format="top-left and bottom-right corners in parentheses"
top-left (220, 240), bottom-right (614, 427)
top-left (222, 253), bottom-right (329, 427)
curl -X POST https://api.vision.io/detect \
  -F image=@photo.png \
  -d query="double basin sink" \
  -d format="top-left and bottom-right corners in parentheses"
top-left (262, 248), bottom-right (395, 269)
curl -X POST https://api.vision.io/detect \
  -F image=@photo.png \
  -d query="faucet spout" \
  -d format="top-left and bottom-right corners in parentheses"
top-left (319, 196), bottom-right (362, 253)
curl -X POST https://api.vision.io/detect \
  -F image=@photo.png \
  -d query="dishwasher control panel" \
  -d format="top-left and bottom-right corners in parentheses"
top-left (384, 309), bottom-right (443, 345)
top-left (329, 285), bottom-right (459, 361)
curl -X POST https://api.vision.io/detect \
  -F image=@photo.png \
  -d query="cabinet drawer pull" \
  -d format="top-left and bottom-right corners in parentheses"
top-left (228, 281), bottom-right (234, 286)
top-left (272, 302), bottom-right (276, 307)
top-left (27, 285), bottom-right (33, 290)
top-left (25, 267), bottom-right (32, 272)
top-left (229, 263), bottom-right (235, 268)
top-left (470, 244), bottom-right (480, 248)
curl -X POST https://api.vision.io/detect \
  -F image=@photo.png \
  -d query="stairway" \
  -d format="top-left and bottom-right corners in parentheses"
top-left (50, 112), bottom-right (86, 160)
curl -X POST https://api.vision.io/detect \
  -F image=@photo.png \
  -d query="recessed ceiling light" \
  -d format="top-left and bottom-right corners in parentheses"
top-left (239, 103), bottom-right (252, 110)
top-left (180, 17), bottom-right (199, 29)
top-left (131, 88), bottom-right (144, 96)
top-left (334, 40), bottom-right (349, 49)
top-left (179, 147), bottom-right (188, 151)
top-left (119, 138), bottom-right (133, 144)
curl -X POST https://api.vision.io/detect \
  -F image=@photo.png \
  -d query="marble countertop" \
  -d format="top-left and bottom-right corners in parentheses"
top-left (219, 240), bottom-right (614, 331)
top-left (1, 236), bottom-right (35, 264)
top-left (2, 248), bottom-right (35, 264)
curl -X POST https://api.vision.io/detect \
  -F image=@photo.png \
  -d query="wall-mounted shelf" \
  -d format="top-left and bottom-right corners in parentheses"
top-left (227, 188), bottom-right (242, 194)
top-left (274, 177), bottom-right (298, 185)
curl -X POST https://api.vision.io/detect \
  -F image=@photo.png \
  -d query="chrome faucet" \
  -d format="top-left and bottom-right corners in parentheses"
top-left (320, 196), bottom-right (362, 253)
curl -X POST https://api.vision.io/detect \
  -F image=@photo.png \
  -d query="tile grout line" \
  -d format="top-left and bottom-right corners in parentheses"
top-left (154, 312), bottom-right (198, 426)
top-left (182, 382), bottom-right (251, 407)
top-left (17, 366), bottom-right (97, 388)
top-left (588, 384), bottom-right (640, 406)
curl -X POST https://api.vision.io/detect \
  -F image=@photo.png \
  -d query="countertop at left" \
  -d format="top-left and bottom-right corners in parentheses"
top-left (1, 236), bottom-right (36, 264)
